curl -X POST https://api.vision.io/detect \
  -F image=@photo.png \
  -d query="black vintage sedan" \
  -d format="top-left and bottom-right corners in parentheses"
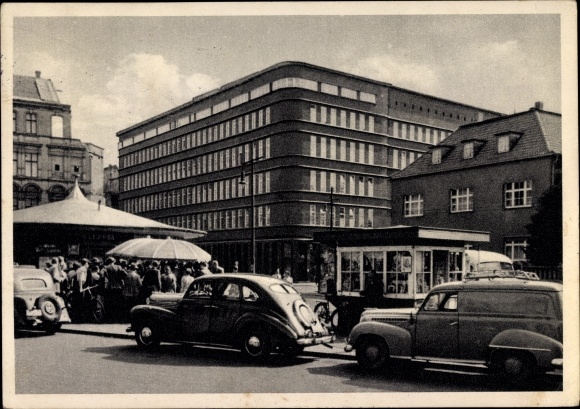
top-left (127, 274), bottom-right (334, 359)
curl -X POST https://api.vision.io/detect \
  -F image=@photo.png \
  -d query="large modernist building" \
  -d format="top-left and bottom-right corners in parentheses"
top-left (390, 104), bottom-right (561, 266)
top-left (13, 71), bottom-right (104, 209)
top-left (116, 61), bottom-right (500, 279)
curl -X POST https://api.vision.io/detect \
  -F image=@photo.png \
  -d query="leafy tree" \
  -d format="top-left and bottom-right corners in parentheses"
top-left (525, 183), bottom-right (562, 266)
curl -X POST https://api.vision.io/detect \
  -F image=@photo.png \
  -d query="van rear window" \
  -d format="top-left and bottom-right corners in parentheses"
top-left (459, 291), bottom-right (557, 318)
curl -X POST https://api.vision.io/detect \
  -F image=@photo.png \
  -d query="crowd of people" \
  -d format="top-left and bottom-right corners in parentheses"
top-left (44, 255), bottom-right (227, 324)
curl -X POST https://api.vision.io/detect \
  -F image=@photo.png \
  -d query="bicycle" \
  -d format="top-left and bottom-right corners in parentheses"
top-left (314, 299), bottom-right (340, 331)
top-left (64, 285), bottom-right (106, 324)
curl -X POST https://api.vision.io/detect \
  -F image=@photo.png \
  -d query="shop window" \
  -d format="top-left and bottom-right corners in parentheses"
top-left (416, 251), bottom-right (431, 294)
top-left (386, 251), bottom-right (411, 294)
top-left (340, 251), bottom-right (361, 292)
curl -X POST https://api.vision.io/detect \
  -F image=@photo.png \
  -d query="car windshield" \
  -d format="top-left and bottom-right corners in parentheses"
top-left (269, 283), bottom-right (299, 294)
top-left (479, 262), bottom-right (513, 271)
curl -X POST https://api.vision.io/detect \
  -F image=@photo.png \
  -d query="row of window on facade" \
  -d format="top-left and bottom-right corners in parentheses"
top-left (403, 181), bottom-right (533, 217)
top-left (121, 107), bottom-right (271, 167)
top-left (121, 135), bottom-right (384, 193)
top-left (392, 100), bottom-right (484, 123)
top-left (310, 205), bottom-right (374, 229)
top-left (310, 104), bottom-right (451, 145)
top-left (123, 171), bottom-right (271, 214)
top-left (157, 206), bottom-right (271, 231)
top-left (122, 138), bottom-right (271, 192)
top-left (123, 167), bottom-right (379, 215)
top-left (13, 112), bottom-right (64, 137)
top-left (13, 183), bottom-right (71, 210)
top-left (120, 100), bottom-right (451, 182)
top-left (13, 151), bottom-right (81, 178)
top-left (119, 77), bottom-right (378, 150)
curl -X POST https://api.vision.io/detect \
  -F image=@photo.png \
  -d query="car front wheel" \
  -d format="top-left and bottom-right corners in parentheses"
top-left (241, 327), bottom-right (271, 359)
top-left (135, 321), bottom-right (160, 349)
top-left (356, 336), bottom-right (389, 371)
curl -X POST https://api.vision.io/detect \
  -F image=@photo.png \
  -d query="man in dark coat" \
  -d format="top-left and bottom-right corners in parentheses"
top-left (102, 257), bottom-right (128, 323)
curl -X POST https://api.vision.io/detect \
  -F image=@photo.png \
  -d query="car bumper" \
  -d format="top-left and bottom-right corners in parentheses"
top-left (297, 334), bottom-right (335, 346)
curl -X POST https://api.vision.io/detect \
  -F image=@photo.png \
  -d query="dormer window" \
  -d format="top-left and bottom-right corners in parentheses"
top-left (496, 131), bottom-right (523, 153)
top-left (432, 148), bottom-right (442, 164)
top-left (462, 139), bottom-right (485, 159)
top-left (463, 142), bottom-right (474, 159)
top-left (498, 135), bottom-right (510, 153)
top-left (431, 145), bottom-right (453, 164)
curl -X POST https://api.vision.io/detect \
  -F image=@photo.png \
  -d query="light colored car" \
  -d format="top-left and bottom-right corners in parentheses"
top-left (128, 274), bottom-right (334, 359)
top-left (13, 266), bottom-right (71, 334)
top-left (345, 275), bottom-right (562, 385)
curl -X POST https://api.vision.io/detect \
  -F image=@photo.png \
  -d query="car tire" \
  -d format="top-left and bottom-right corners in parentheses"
top-left (134, 321), bottom-right (161, 349)
top-left (241, 327), bottom-right (272, 359)
top-left (36, 295), bottom-right (62, 322)
top-left (356, 336), bottom-right (389, 371)
top-left (495, 351), bottom-right (536, 386)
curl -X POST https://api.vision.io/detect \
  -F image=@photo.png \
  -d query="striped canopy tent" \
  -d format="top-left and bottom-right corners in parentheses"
top-left (13, 179), bottom-right (205, 240)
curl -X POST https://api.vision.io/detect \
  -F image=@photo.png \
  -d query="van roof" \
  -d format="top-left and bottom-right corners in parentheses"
top-left (433, 278), bottom-right (562, 292)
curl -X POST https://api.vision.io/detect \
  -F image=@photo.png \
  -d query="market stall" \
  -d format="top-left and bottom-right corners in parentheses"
top-left (313, 225), bottom-right (490, 333)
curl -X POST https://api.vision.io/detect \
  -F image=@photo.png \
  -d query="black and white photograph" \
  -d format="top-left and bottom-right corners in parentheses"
top-left (2, 2), bottom-right (578, 408)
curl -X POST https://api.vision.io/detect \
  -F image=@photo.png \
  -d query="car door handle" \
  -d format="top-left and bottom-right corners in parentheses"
top-left (449, 321), bottom-right (458, 326)
top-left (204, 305), bottom-right (218, 309)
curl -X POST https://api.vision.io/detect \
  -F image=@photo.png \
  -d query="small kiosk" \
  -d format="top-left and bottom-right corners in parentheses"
top-left (313, 226), bottom-right (490, 333)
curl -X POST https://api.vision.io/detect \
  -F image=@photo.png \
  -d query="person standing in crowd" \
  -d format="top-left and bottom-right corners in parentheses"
top-left (283, 271), bottom-right (293, 285)
top-left (363, 269), bottom-right (384, 308)
top-left (232, 261), bottom-right (239, 273)
top-left (123, 263), bottom-right (142, 320)
top-left (210, 260), bottom-right (225, 274)
top-left (140, 260), bottom-right (161, 304)
top-left (161, 264), bottom-right (177, 293)
top-left (102, 257), bottom-right (128, 323)
top-left (48, 258), bottom-right (64, 293)
top-left (272, 268), bottom-right (282, 279)
top-left (180, 268), bottom-right (194, 293)
top-left (199, 261), bottom-right (212, 276)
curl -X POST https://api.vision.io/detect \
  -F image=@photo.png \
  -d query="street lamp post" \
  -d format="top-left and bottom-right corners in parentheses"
top-left (330, 187), bottom-right (334, 231)
top-left (239, 147), bottom-right (262, 273)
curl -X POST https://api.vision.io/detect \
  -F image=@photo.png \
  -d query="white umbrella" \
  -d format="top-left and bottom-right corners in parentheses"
top-left (106, 236), bottom-right (211, 262)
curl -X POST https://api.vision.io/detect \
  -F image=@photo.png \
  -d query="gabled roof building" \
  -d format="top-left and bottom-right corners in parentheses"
top-left (390, 103), bottom-right (562, 265)
top-left (12, 71), bottom-right (104, 209)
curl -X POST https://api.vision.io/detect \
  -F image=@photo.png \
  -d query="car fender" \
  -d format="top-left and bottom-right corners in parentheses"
top-left (349, 321), bottom-right (413, 357)
top-left (234, 312), bottom-right (297, 340)
top-left (130, 305), bottom-right (179, 340)
top-left (488, 329), bottom-right (563, 369)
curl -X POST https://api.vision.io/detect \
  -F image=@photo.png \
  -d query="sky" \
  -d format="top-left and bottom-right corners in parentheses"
top-left (5, 3), bottom-right (571, 167)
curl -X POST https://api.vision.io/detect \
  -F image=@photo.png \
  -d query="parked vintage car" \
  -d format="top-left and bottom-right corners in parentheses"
top-left (127, 274), bottom-right (334, 359)
top-left (344, 274), bottom-right (563, 385)
top-left (13, 266), bottom-right (71, 334)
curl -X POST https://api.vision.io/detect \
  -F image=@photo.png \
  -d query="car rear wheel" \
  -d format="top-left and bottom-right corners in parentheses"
top-left (241, 327), bottom-right (272, 359)
top-left (135, 321), bottom-right (160, 349)
top-left (37, 295), bottom-right (62, 322)
top-left (357, 336), bottom-right (389, 371)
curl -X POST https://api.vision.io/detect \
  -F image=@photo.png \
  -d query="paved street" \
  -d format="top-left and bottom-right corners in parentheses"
top-left (14, 331), bottom-right (562, 397)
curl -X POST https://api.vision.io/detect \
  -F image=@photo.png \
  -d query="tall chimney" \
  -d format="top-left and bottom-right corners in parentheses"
top-left (35, 71), bottom-right (41, 78)
top-left (534, 101), bottom-right (544, 110)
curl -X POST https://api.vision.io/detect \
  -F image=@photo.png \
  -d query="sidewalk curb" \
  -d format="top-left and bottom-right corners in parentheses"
top-left (59, 327), bottom-right (355, 361)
